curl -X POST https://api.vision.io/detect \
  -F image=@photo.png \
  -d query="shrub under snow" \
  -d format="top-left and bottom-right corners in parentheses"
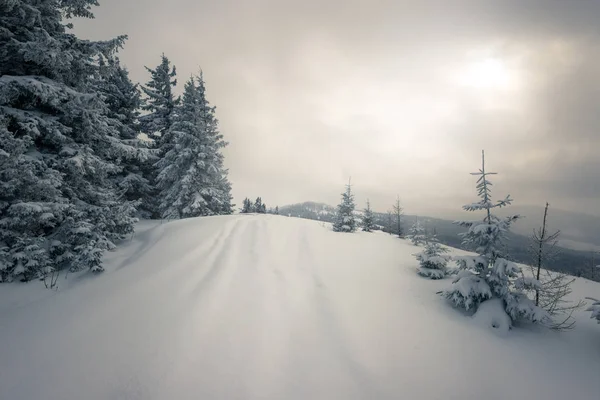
top-left (416, 239), bottom-right (450, 279)
top-left (586, 298), bottom-right (600, 324)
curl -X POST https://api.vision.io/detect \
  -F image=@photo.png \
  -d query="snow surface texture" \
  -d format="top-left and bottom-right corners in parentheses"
top-left (473, 298), bottom-right (513, 334)
top-left (0, 216), bottom-right (599, 400)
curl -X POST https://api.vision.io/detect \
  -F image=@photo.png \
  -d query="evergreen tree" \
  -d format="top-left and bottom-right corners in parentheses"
top-left (386, 211), bottom-right (393, 235)
top-left (194, 72), bottom-right (232, 215)
top-left (138, 54), bottom-right (179, 218)
top-left (205, 174), bottom-right (233, 216)
top-left (416, 233), bottom-right (449, 279)
top-left (155, 73), bottom-right (232, 219)
top-left (241, 198), bottom-right (253, 213)
top-left (333, 180), bottom-right (356, 232)
top-left (139, 54), bottom-right (179, 143)
top-left (0, 0), bottom-right (138, 280)
top-left (408, 217), bottom-right (426, 245)
top-left (261, 203), bottom-right (267, 214)
top-left (254, 197), bottom-right (263, 213)
top-left (444, 151), bottom-right (546, 325)
top-left (362, 200), bottom-right (375, 232)
top-left (97, 57), bottom-right (156, 217)
top-left (585, 298), bottom-right (600, 324)
top-left (275, 206), bottom-right (279, 215)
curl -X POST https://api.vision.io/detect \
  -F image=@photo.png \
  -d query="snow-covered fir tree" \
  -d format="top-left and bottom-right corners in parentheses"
top-left (408, 217), bottom-right (426, 245)
top-left (362, 200), bottom-right (375, 232)
top-left (333, 181), bottom-right (356, 232)
top-left (139, 54), bottom-right (179, 143)
top-left (586, 298), bottom-right (600, 324)
top-left (138, 54), bottom-right (180, 217)
top-left (444, 151), bottom-right (546, 325)
top-left (254, 197), bottom-right (264, 214)
top-left (154, 73), bottom-right (232, 219)
top-left (97, 57), bottom-right (156, 218)
top-left (0, 0), bottom-right (138, 280)
top-left (386, 211), bottom-right (393, 235)
top-left (241, 198), bottom-right (253, 213)
top-left (416, 233), bottom-right (450, 279)
top-left (194, 72), bottom-right (232, 216)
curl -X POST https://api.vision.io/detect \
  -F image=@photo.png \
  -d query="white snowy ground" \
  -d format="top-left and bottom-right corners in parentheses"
top-left (0, 215), bottom-right (599, 400)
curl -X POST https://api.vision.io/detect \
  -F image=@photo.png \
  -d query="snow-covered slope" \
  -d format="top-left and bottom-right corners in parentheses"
top-left (0, 215), bottom-right (599, 400)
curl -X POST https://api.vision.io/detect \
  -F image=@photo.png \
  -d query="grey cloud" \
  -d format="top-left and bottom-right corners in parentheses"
top-left (75, 0), bottom-right (600, 215)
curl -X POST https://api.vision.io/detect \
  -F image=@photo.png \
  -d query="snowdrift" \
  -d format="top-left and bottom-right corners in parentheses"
top-left (0, 215), bottom-right (598, 400)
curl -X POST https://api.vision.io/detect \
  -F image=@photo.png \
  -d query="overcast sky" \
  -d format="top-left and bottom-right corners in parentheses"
top-left (75, 0), bottom-right (600, 217)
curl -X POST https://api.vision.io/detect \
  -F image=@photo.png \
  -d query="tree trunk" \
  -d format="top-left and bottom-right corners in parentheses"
top-left (535, 202), bottom-right (550, 306)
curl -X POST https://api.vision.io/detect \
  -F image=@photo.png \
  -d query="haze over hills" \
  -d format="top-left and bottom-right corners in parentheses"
top-left (278, 201), bottom-right (600, 281)
top-left (280, 202), bottom-right (600, 250)
top-left (506, 205), bottom-right (600, 251)
top-left (431, 204), bottom-right (600, 251)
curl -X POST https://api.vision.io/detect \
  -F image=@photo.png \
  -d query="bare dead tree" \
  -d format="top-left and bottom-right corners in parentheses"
top-left (528, 202), bottom-right (584, 330)
top-left (532, 203), bottom-right (559, 306)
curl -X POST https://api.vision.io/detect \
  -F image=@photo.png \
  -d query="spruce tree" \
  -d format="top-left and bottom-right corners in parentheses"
top-left (362, 200), bottom-right (375, 232)
top-left (416, 232), bottom-right (449, 279)
top-left (333, 180), bottom-right (356, 232)
top-left (275, 206), bottom-right (279, 215)
top-left (192, 72), bottom-right (232, 215)
top-left (139, 54), bottom-right (179, 143)
top-left (0, 0), bottom-right (137, 280)
top-left (386, 211), bottom-right (393, 235)
top-left (155, 73), bottom-right (232, 219)
top-left (408, 217), bottom-right (426, 245)
top-left (241, 198), bottom-right (253, 213)
top-left (444, 151), bottom-right (546, 324)
top-left (254, 197), bottom-right (263, 213)
top-left (97, 57), bottom-right (156, 217)
top-left (211, 174), bottom-right (233, 215)
top-left (586, 298), bottom-right (600, 324)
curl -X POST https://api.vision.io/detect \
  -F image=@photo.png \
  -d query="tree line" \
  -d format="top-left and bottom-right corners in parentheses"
top-left (331, 181), bottom-right (405, 237)
top-left (0, 1), bottom-right (232, 284)
top-left (240, 197), bottom-right (269, 214)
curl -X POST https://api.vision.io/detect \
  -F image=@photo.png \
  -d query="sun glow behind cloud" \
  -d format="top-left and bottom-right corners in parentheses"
top-left (460, 58), bottom-right (511, 89)
top-left (72, 0), bottom-right (600, 216)
top-left (444, 50), bottom-right (527, 113)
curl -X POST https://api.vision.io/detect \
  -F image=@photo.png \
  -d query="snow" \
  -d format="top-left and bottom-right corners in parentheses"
top-left (450, 271), bottom-right (492, 305)
top-left (417, 267), bottom-right (446, 279)
top-left (0, 215), bottom-right (599, 400)
top-left (515, 276), bottom-right (543, 291)
top-left (419, 254), bottom-right (448, 266)
top-left (473, 298), bottom-right (512, 334)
